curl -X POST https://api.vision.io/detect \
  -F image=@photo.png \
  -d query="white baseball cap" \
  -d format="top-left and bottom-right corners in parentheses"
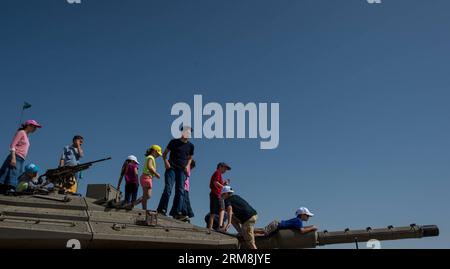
top-left (296, 207), bottom-right (314, 217)
top-left (221, 185), bottom-right (234, 195)
top-left (126, 155), bottom-right (140, 164)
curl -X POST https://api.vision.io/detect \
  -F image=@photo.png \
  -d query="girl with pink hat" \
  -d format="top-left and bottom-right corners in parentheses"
top-left (0, 120), bottom-right (42, 192)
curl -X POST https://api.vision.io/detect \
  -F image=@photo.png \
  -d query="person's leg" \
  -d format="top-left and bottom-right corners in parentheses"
top-left (185, 192), bottom-right (194, 218)
top-left (218, 198), bottom-right (225, 228)
top-left (7, 156), bottom-right (24, 190)
top-left (0, 155), bottom-right (12, 185)
top-left (148, 188), bottom-right (153, 201)
top-left (180, 192), bottom-right (188, 216)
top-left (231, 216), bottom-right (243, 235)
top-left (208, 192), bottom-right (218, 229)
top-left (68, 176), bottom-right (78, 194)
top-left (124, 184), bottom-right (132, 204)
top-left (142, 186), bottom-right (149, 210)
top-left (157, 168), bottom-right (175, 214)
top-left (208, 214), bottom-right (216, 230)
top-left (242, 215), bottom-right (258, 249)
top-left (0, 155), bottom-right (12, 193)
top-left (131, 183), bottom-right (139, 203)
top-left (169, 168), bottom-right (186, 217)
top-left (264, 220), bottom-right (280, 236)
top-left (249, 216), bottom-right (258, 249)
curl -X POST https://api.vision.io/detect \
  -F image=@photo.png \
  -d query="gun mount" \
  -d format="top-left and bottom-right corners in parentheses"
top-left (39, 157), bottom-right (111, 191)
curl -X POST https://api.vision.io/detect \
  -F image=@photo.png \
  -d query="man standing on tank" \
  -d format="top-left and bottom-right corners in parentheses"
top-left (157, 126), bottom-right (194, 220)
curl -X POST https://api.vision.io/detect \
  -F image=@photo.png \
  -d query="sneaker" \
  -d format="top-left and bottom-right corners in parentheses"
top-left (157, 211), bottom-right (167, 216)
top-left (174, 215), bottom-right (189, 221)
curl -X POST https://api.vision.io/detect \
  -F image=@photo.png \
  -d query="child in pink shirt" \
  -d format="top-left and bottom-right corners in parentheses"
top-left (0, 120), bottom-right (42, 192)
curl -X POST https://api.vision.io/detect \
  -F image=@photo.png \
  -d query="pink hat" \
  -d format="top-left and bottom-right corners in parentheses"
top-left (24, 120), bottom-right (42, 128)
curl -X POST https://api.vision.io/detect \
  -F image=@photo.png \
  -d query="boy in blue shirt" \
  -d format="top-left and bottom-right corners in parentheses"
top-left (58, 135), bottom-right (84, 193)
top-left (255, 207), bottom-right (317, 236)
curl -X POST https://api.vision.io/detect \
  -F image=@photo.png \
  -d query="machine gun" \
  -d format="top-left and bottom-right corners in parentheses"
top-left (39, 157), bottom-right (112, 192)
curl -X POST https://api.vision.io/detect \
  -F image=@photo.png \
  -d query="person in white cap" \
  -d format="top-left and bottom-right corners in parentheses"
top-left (117, 155), bottom-right (140, 205)
top-left (255, 207), bottom-right (317, 237)
top-left (221, 186), bottom-right (259, 249)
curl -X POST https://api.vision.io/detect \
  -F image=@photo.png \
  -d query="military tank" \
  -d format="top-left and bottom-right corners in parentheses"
top-left (0, 159), bottom-right (440, 249)
top-left (0, 183), bottom-right (439, 249)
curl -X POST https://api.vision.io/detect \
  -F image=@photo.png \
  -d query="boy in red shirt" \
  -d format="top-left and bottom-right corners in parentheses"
top-left (208, 162), bottom-right (231, 230)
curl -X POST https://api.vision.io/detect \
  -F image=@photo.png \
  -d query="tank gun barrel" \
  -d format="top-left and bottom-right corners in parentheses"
top-left (255, 224), bottom-right (439, 249)
top-left (41, 157), bottom-right (112, 179)
top-left (317, 224), bottom-right (438, 246)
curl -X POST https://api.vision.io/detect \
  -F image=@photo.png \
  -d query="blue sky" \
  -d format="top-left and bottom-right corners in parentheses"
top-left (1, 0), bottom-right (449, 248)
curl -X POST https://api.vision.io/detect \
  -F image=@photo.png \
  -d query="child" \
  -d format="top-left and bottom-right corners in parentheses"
top-left (140, 145), bottom-right (162, 210)
top-left (16, 163), bottom-right (45, 192)
top-left (58, 135), bottom-right (84, 193)
top-left (208, 162), bottom-right (231, 230)
top-left (0, 120), bottom-right (42, 193)
top-left (254, 207), bottom-right (317, 237)
top-left (117, 155), bottom-right (140, 205)
top-left (181, 160), bottom-right (196, 221)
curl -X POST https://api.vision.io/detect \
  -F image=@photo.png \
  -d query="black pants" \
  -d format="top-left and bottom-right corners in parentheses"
top-left (125, 183), bottom-right (139, 204)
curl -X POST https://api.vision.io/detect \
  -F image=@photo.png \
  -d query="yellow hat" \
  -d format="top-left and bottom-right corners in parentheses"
top-left (150, 145), bottom-right (163, 156)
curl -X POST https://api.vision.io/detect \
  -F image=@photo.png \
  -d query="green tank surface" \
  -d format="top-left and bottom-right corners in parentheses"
top-left (0, 184), bottom-right (439, 249)
top-left (0, 184), bottom-right (238, 249)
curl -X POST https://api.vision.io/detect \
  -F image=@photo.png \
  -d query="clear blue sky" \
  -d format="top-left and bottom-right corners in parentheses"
top-left (1, 0), bottom-right (449, 249)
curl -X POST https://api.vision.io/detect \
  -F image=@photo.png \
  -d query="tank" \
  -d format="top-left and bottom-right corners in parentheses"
top-left (0, 184), bottom-right (440, 249)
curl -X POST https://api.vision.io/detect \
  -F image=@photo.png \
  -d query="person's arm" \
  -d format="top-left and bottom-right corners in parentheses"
top-left (148, 158), bottom-right (160, 179)
top-left (9, 131), bottom-right (23, 167)
top-left (10, 151), bottom-right (17, 168)
top-left (300, 225), bottom-right (317, 234)
top-left (214, 181), bottom-right (224, 189)
top-left (231, 216), bottom-right (242, 235)
top-left (185, 156), bottom-right (192, 175)
top-left (134, 167), bottom-right (139, 178)
top-left (212, 172), bottom-right (225, 189)
top-left (72, 141), bottom-right (83, 161)
top-left (185, 144), bottom-right (194, 173)
top-left (117, 163), bottom-right (126, 189)
top-left (163, 147), bottom-right (170, 170)
top-left (59, 147), bottom-right (66, 167)
top-left (77, 144), bottom-right (84, 159)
